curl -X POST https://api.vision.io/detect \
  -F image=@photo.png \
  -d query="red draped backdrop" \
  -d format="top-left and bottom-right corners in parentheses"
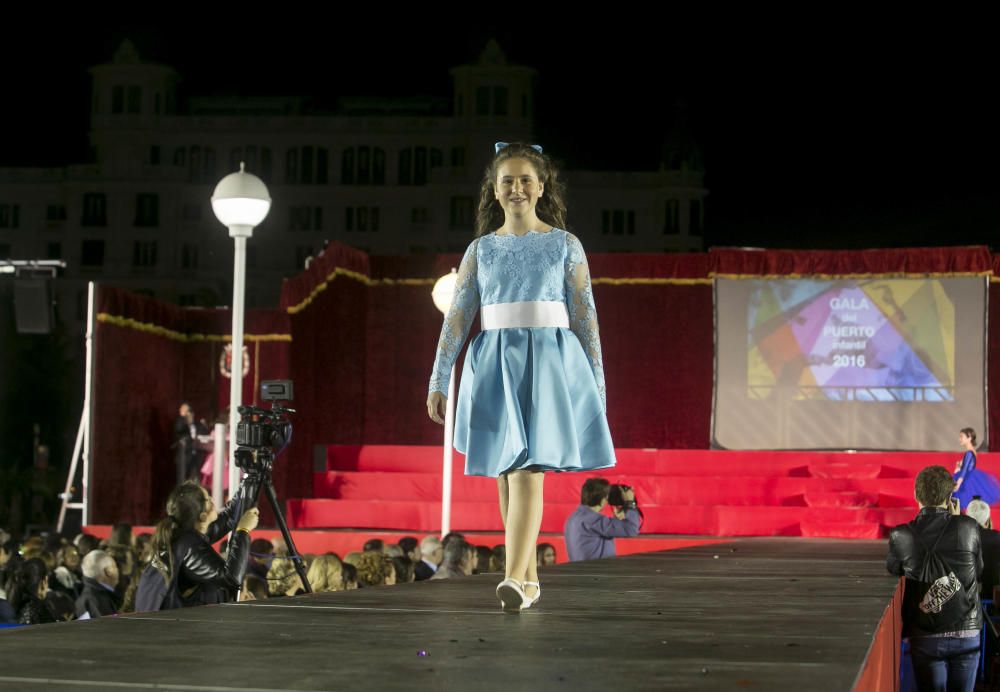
top-left (90, 243), bottom-right (998, 524)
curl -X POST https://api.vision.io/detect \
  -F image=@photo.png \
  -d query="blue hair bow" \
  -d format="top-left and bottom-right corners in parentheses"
top-left (495, 141), bottom-right (543, 154)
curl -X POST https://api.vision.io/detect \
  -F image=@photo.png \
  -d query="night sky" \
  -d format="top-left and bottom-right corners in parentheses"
top-left (2, 16), bottom-right (996, 250)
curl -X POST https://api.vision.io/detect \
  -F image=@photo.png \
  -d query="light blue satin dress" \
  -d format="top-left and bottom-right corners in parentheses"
top-left (428, 229), bottom-right (616, 477)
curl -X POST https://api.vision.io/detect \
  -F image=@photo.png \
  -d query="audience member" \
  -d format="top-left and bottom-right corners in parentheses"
top-left (414, 536), bottom-right (442, 581)
top-left (398, 537), bottom-right (420, 564)
top-left (362, 539), bottom-right (384, 553)
top-left (490, 545), bottom-right (506, 574)
top-left (474, 546), bottom-right (493, 574)
top-left (391, 557), bottom-right (414, 584)
top-left (430, 538), bottom-right (475, 580)
top-left (967, 498), bottom-right (1000, 599)
top-left (307, 554), bottom-right (345, 592)
top-left (537, 543), bottom-right (557, 567)
top-left (564, 479), bottom-right (642, 562)
top-left (355, 552), bottom-right (393, 587)
top-left (10, 558), bottom-right (56, 625)
top-left (341, 563), bottom-right (359, 590)
top-left (267, 557), bottom-right (307, 597)
top-left (75, 550), bottom-right (121, 619)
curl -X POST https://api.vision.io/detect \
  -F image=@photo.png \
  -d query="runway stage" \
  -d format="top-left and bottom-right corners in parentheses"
top-left (0, 538), bottom-right (900, 691)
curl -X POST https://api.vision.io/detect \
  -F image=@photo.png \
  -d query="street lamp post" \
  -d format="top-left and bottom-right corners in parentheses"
top-left (211, 162), bottom-right (271, 500)
top-left (432, 270), bottom-right (459, 536)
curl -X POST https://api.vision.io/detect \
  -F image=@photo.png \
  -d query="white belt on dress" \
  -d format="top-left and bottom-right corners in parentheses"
top-left (481, 300), bottom-right (570, 330)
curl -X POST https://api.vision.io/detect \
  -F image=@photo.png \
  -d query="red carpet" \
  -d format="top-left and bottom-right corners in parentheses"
top-left (287, 446), bottom-right (1000, 538)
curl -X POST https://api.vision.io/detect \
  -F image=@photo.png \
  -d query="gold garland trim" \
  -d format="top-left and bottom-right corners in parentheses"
top-left (284, 264), bottom-right (998, 314)
top-left (96, 313), bottom-right (291, 343)
top-left (712, 271), bottom-right (993, 280)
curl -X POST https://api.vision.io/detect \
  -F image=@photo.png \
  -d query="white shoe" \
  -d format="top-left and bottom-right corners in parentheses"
top-left (521, 581), bottom-right (540, 609)
top-left (496, 578), bottom-right (525, 612)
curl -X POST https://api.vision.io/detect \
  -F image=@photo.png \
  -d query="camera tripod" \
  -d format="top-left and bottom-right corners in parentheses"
top-left (228, 448), bottom-right (312, 597)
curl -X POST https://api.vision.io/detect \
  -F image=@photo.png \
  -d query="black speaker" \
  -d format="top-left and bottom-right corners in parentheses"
top-left (14, 278), bottom-right (53, 334)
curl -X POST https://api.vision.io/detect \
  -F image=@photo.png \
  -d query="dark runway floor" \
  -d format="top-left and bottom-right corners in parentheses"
top-left (0, 538), bottom-right (897, 691)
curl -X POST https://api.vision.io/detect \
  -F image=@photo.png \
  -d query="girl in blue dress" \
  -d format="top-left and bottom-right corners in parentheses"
top-left (953, 427), bottom-right (1000, 509)
top-left (426, 141), bottom-right (616, 612)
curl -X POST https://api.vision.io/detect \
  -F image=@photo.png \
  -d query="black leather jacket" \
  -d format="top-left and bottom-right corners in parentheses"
top-left (160, 475), bottom-right (261, 607)
top-left (887, 507), bottom-right (984, 635)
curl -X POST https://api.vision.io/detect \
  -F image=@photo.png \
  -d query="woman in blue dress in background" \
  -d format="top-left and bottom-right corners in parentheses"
top-left (426, 142), bottom-right (616, 612)
top-left (954, 427), bottom-right (1000, 509)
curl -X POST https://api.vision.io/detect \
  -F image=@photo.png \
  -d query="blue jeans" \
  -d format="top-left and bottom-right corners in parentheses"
top-left (909, 636), bottom-right (981, 692)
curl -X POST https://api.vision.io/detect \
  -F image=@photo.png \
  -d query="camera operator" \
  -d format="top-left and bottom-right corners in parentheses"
top-left (564, 478), bottom-right (642, 562)
top-left (137, 475), bottom-right (260, 610)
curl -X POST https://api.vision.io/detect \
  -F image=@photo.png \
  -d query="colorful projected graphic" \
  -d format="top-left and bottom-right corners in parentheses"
top-left (747, 280), bottom-right (955, 401)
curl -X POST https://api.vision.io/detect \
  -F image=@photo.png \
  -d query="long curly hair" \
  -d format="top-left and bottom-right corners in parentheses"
top-left (149, 481), bottom-right (208, 582)
top-left (474, 142), bottom-right (569, 238)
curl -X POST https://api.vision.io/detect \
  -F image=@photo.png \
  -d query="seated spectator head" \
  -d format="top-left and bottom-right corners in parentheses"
top-left (536, 543), bottom-right (557, 567)
top-left (106, 545), bottom-right (137, 584)
top-left (398, 536), bottom-right (420, 563)
top-left (250, 538), bottom-right (274, 567)
top-left (341, 562), bottom-right (359, 590)
top-left (307, 554), bottom-right (345, 592)
top-left (75, 534), bottom-right (100, 558)
top-left (442, 538), bottom-right (475, 576)
top-left (267, 557), bottom-right (306, 597)
top-left (135, 533), bottom-right (154, 566)
top-left (355, 552), bottom-right (393, 587)
top-left (109, 523), bottom-right (134, 549)
top-left (58, 544), bottom-right (81, 573)
top-left (391, 556), bottom-right (414, 583)
top-left (8, 557), bottom-right (48, 612)
top-left (581, 478), bottom-right (611, 509)
top-left (474, 546), bottom-right (492, 574)
top-left (343, 552), bottom-right (363, 567)
top-left (420, 536), bottom-right (443, 566)
top-left (914, 466), bottom-right (956, 509)
top-left (967, 499), bottom-right (992, 529)
top-left (0, 537), bottom-right (16, 568)
top-left (383, 544), bottom-right (403, 559)
top-left (363, 538), bottom-right (384, 553)
top-left (490, 545), bottom-right (506, 573)
top-left (81, 549), bottom-right (119, 589)
top-left (441, 532), bottom-right (465, 551)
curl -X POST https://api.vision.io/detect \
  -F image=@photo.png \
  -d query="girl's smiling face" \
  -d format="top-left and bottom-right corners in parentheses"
top-left (495, 158), bottom-right (544, 218)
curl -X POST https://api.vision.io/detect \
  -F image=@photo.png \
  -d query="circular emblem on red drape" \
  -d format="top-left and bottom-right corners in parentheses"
top-left (220, 343), bottom-right (251, 379)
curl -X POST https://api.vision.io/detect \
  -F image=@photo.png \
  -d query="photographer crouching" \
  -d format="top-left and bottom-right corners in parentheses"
top-left (136, 475), bottom-right (261, 611)
top-left (564, 478), bottom-right (643, 562)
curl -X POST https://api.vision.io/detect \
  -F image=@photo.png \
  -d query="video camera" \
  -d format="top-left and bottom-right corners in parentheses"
top-left (234, 380), bottom-right (295, 476)
top-left (608, 483), bottom-right (633, 507)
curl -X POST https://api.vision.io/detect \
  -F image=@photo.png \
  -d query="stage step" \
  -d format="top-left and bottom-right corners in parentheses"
top-left (288, 446), bottom-right (1000, 539)
top-left (287, 499), bottom-right (916, 537)
top-left (312, 471), bottom-right (918, 507)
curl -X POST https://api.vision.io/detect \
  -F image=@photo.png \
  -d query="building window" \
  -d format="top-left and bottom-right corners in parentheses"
top-left (690, 200), bottom-right (703, 235)
top-left (289, 206), bottom-right (323, 231)
top-left (132, 241), bottom-right (157, 268)
top-left (112, 86), bottom-right (124, 114)
top-left (450, 197), bottom-right (475, 230)
top-left (493, 86), bottom-right (508, 115)
top-left (46, 205), bottom-right (67, 226)
top-left (127, 86), bottom-right (141, 114)
top-left (341, 147), bottom-right (384, 185)
top-left (476, 87), bottom-right (490, 116)
top-left (81, 240), bottom-right (105, 267)
top-left (233, 145), bottom-right (276, 183)
top-left (47, 242), bottom-right (62, 260)
top-left (345, 207), bottom-right (379, 232)
top-left (173, 148), bottom-right (186, 167)
top-left (150, 146), bottom-right (161, 165)
top-left (664, 200), bottom-right (680, 234)
top-left (181, 243), bottom-right (199, 270)
top-left (82, 194), bottom-right (107, 226)
top-left (285, 146), bottom-right (329, 184)
top-left (602, 209), bottom-right (635, 235)
top-left (0, 204), bottom-right (20, 228)
top-left (398, 147), bottom-right (443, 186)
top-left (134, 194), bottom-right (159, 227)
top-left (412, 207), bottom-right (430, 224)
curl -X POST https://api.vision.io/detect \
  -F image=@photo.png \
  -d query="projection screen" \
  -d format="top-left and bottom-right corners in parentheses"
top-left (712, 277), bottom-right (988, 450)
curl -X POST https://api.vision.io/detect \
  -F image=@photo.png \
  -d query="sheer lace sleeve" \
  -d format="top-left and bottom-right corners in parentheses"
top-left (564, 232), bottom-right (606, 413)
top-left (428, 238), bottom-right (481, 398)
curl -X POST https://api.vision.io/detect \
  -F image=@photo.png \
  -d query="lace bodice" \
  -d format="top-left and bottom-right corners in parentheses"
top-left (428, 229), bottom-right (607, 412)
